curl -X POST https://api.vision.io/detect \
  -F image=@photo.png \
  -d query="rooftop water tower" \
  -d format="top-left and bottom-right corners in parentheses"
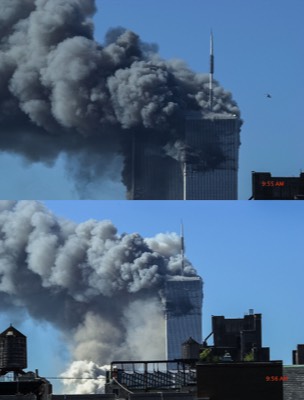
top-left (0, 325), bottom-right (27, 376)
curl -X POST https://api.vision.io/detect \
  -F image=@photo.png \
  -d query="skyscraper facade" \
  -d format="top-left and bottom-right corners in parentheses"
top-left (164, 277), bottom-right (203, 360)
top-left (127, 130), bottom-right (182, 200)
top-left (128, 112), bottom-right (241, 200)
top-left (184, 112), bottom-right (241, 200)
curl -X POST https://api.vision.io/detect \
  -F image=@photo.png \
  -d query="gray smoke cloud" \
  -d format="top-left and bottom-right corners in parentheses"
top-left (0, 201), bottom-right (199, 393)
top-left (0, 0), bottom-right (240, 198)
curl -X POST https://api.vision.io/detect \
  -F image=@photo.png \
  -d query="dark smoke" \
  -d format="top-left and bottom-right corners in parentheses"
top-left (165, 140), bottom-right (226, 170)
top-left (0, 201), bottom-right (199, 392)
top-left (0, 0), bottom-right (240, 198)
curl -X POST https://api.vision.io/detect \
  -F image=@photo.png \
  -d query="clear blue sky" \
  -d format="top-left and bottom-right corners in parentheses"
top-left (1, 0), bottom-right (303, 199)
top-left (0, 200), bottom-right (303, 392)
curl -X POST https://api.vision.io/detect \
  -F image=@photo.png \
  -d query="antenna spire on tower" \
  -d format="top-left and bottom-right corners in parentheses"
top-left (209, 29), bottom-right (214, 111)
top-left (180, 221), bottom-right (185, 274)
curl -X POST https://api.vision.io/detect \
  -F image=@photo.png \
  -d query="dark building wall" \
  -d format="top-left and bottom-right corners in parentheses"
top-left (212, 316), bottom-right (243, 348)
top-left (292, 350), bottom-right (297, 365)
top-left (252, 172), bottom-right (304, 200)
top-left (0, 379), bottom-right (52, 400)
top-left (127, 130), bottom-right (182, 200)
top-left (283, 366), bottom-right (304, 400)
top-left (185, 115), bottom-right (241, 200)
top-left (297, 345), bottom-right (304, 364)
top-left (292, 344), bottom-right (304, 365)
top-left (211, 313), bottom-right (268, 361)
top-left (197, 362), bottom-right (283, 400)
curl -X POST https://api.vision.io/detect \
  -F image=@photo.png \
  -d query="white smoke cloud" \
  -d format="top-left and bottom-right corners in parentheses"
top-left (61, 360), bottom-right (108, 394)
top-left (121, 298), bottom-right (166, 361)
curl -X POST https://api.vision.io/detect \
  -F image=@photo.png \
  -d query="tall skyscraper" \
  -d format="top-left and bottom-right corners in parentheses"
top-left (128, 33), bottom-right (241, 200)
top-left (181, 31), bottom-right (241, 199)
top-left (164, 276), bottom-right (203, 360)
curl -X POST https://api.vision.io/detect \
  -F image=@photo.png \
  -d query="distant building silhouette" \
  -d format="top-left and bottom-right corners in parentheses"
top-left (201, 310), bottom-right (270, 362)
top-left (293, 344), bottom-right (304, 365)
top-left (251, 172), bottom-right (304, 200)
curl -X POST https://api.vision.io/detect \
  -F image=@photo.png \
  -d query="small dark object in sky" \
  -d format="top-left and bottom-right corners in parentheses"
top-left (266, 93), bottom-right (272, 98)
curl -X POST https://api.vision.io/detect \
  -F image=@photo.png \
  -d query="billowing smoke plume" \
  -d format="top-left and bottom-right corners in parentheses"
top-left (0, 201), bottom-right (199, 393)
top-left (0, 0), bottom-right (240, 198)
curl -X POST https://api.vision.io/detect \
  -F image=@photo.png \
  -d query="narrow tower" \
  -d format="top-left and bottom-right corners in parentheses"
top-left (182, 162), bottom-right (187, 201)
top-left (180, 221), bottom-right (185, 274)
top-left (209, 30), bottom-right (214, 111)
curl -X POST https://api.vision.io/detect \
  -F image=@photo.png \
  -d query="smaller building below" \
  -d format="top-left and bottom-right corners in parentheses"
top-left (201, 311), bottom-right (270, 363)
top-left (197, 361), bottom-right (283, 400)
top-left (251, 172), bottom-right (304, 200)
top-left (292, 344), bottom-right (304, 365)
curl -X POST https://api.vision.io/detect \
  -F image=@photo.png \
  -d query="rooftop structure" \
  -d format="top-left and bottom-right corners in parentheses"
top-left (292, 344), bottom-right (304, 365)
top-left (202, 311), bottom-right (270, 362)
top-left (105, 360), bottom-right (197, 396)
top-left (0, 325), bottom-right (27, 377)
top-left (251, 172), bottom-right (304, 200)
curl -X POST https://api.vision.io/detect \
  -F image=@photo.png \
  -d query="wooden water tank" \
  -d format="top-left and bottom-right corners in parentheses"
top-left (0, 325), bottom-right (27, 373)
